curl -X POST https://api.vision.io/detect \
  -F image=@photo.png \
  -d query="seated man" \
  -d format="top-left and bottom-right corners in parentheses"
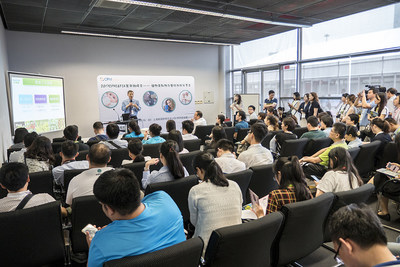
top-left (248, 105), bottom-right (258, 120)
top-left (215, 139), bottom-right (245, 174)
top-left (86, 168), bottom-right (186, 267)
top-left (300, 122), bottom-right (348, 178)
top-left (142, 123), bottom-right (166, 144)
top-left (300, 116), bottom-right (326, 139)
top-left (64, 125), bottom-right (90, 151)
top-left (122, 139), bottom-right (151, 165)
top-left (238, 123), bottom-right (273, 168)
top-left (66, 143), bottom-right (112, 205)
top-left (52, 141), bottom-right (89, 186)
top-left (329, 204), bottom-right (398, 267)
top-left (192, 110), bottom-right (207, 133)
top-left (89, 121), bottom-right (109, 142)
top-left (101, 123), bottom-right (128, 149)
top-left (385, 118), bottom-right (400, 138)
top-left (0, 162), bottom-right (66, 216)
top-left (9, 131), bottom-right (38, 163)
top-left (234, 110), bottom-right (249, 140)
top-left (181, 120), bottom-right (198, 140)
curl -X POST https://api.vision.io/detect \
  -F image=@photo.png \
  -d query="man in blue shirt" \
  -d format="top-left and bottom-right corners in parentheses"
top-left (121, 90), bottom-right (141, 119)
top-left (86, 168), bottom-right (185, 267)
top-left (357, 87), bottom-right (377, 130)
top-left (263, 90), bottom-right (278, 112)
top-left (234, 110), bottom-right (249, 140)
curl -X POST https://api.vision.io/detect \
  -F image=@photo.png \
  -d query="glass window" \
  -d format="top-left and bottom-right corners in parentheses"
top-left (263, 70), bottom-right (279, 104)
top-left (303, 3), bottom-right (400, 59)
top-left (245, 72), bottom-right (261, 94)
top-left (232, 71), bottom-right (243, 94)
top-left (233, 30), bottom-right (297, 69)
top-left (282, 64), bottom-right (296, 98)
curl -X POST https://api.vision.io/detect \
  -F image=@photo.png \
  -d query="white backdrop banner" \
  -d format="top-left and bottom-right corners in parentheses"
top-left (97, 75), bottom-right (195, 129)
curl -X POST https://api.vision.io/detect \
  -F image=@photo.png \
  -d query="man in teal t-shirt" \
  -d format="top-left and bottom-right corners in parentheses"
top-left (300, 116), bottom-right (327, 139)
top-left (86, 169), bottom-right (185, 267)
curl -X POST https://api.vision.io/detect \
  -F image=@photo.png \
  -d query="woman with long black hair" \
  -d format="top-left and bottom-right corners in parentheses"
top-left (142, 140), bottom-right (189, 189)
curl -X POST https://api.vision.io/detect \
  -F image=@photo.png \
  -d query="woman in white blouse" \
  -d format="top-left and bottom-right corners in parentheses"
top-left (188, 152), bottom-right (242, 252)
top-left (230, 94), bottom-right (243, 124)
top-left (316, 147), bottom-right (363, 196)
top-left (392, 95), bottom-right (400, 125)
top-left (142, 140), bottom-right (189, 189)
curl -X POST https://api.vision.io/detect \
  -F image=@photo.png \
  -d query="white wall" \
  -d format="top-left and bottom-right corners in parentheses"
top-left (0, 25), bottom-right (11, 162)
top-left (6, 31), bottom-right (225, 139)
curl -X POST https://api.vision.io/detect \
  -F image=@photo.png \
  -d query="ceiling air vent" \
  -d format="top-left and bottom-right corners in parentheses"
top-left (95, 0), bottom-right (131, 10)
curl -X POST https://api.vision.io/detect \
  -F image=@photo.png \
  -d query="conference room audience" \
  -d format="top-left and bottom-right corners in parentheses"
top-left (167, 130), bottom-right (189, 154)
top-left (142, 140), bottom-right (189, 189)
top-left (320, 115), bottom-right (334, 137)
top-left (122, 139), bottom-right (150, 165)
top-left (214, 139), bottom-right (245, 174)
top-left (386, 87), bottom-right (397, 116)
top-left (301, 122), bottom-right (348, 178)
top-left (215, 114), bottom-right (228, 127)
top-left (63, 125), bottom-right (90, 151)
top-left (181, 120), bottom-right (198, 140)
top-left (234, 110), bottom-right (248, 139)
top-left (124, 120), bottom-right (144, 138)
top-left (165, 119), bottom-right (176, 133)
top-left (264, 115), bottom-right (280, 132)
top-left (52, 141), bottom-right (89, 186)
top-left (345, 126), bottom-right (362, 148)
top-left (316, 147), bottom-right (362, 197)
top-left (88, 121), bottom-right (109, 142)
top-left (86, 168), bottom-right (185, 266)
top-left (142, 123), bottom-right (166, 145)
top-left (345, 113), bottom-right (360, 128)
top-left (66, 143), bottom-right (112, 205)
top-left (0, 162), bottom-right (67, 216)
top-left (192, 110), bottom-right (207, 132)
top-left (18, 136), bottom-right (55, 173)
top-left (188, 152), bottom-right (242, 252)
top-left (238, 123), bottom-right (273, 168)
top-left (101, 123), bottom-right (128, 149)
top-left (368, 92), bottom-right (388, 121)
top-left (329, 204), bottom-right (398, 267)
top-left (270, 117), bottom-right (297, 154)
top-left (306, 92), bottom-right (322, 118)
top-left (253, 156), bottom-right (312, 217)
top-left (300, 116), bottom-right (326, 139)
top-left (10, 127), bottom-right (28, 149)
top-left (206, 126), bottom-right (227, 149)
top-left (9, 131), bottom-right (38, 163)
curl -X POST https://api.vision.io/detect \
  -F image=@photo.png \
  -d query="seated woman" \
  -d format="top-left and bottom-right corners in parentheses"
top-left (205, 126), bottom-right (227, 149)
top-left (10, 127), bottom-right (28, 149)
top-left (371, 134), bottom-right (400, 221)
top-left (188, 152), bottom-right (242, 251)
top-left (270, 117), bottom-right (297, 154)
top-left (215, 114), bottom-right (227, 127)
top-left (264, 115), bottom-right (280, 132)
top-left (121, 139), bottom-right (150, 165)
top-left (18, 136), bottom-right (55, 173)
top-left (142, 140), bottom-right (189, 189)
top-left (167, 130), bottom-right (189, 154)
top-left (124, 120), bottom-right (144, 138)
top-left (166, 119), bottom-right (176, 133)
top-left (253, 156), bottom-right (312, 217)
top-left (316, 147), bottom-right (363, 197)
top-left (345, 126), bottom-right (362, 148)
top-left (142, 123), bottom-right (166, 144)
top-left (370, 118), bottom-right (392, 164)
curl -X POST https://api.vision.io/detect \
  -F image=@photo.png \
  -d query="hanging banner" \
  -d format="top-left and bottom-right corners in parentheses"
top-left (97, 75), bottom-right (195, 129)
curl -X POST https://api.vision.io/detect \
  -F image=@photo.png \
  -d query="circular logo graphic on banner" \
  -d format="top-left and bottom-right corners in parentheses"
top-left (179, 90), bottom-right (192, 105)
top-left (101, 91), bottom-right (119, 108)
top-left (162, 98), bottom-right (176, 113)
top-left (143, 91), bottom-right (158, 106)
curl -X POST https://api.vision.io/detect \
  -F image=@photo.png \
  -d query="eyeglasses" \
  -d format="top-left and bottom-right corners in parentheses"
top-left (333, 242), bottom-right (343, 264)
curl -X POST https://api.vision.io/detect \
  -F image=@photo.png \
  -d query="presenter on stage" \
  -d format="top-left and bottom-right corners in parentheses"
top-left (122, 90), bottom-right (141, 119)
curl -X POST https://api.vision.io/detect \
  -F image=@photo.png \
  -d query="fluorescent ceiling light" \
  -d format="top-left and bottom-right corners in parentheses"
top-left (107, 0), bottom-right (311, 28)
top-left (61, 31), bottom-right (235, 45)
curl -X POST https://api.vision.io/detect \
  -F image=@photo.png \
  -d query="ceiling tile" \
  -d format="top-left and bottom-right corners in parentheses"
top-left (44, 8), bottom-right (84, 28)
top-left (142, 21), bottom-right (187, 33)
top-left (114, 18), bottom-right (154, 31)
top-left (82, 13), bottom-right (124, 28)
top-left (47, 0), bottom-right (92, 12)
top-left (2, 3), bottom-right (44, 25)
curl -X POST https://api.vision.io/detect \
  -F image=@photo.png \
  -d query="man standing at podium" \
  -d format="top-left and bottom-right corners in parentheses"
top-left (121, 90), bottom-right (141, 119)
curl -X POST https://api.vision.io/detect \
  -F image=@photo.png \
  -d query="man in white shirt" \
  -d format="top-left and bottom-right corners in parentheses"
top-left (66, 143), bottom-right (113, 205)
top-left (192, 110), bottom-right (207, 133)
top-left (248, 105), bottom-right (258, 120)
top-left (238, 123), bottom-right (273, 168)
top-left (52, 140), bottom-right (89, 186)
top-left (101, 123), bottom-right (128, 149)
top-left (215, 139), bottom-right (245, 174)
top-left (181, 120), bottom-right (198, 140)
top-left (386, 88), bottom-right (397, 116)
top-left (0, 162), bottom-right (66, 216)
